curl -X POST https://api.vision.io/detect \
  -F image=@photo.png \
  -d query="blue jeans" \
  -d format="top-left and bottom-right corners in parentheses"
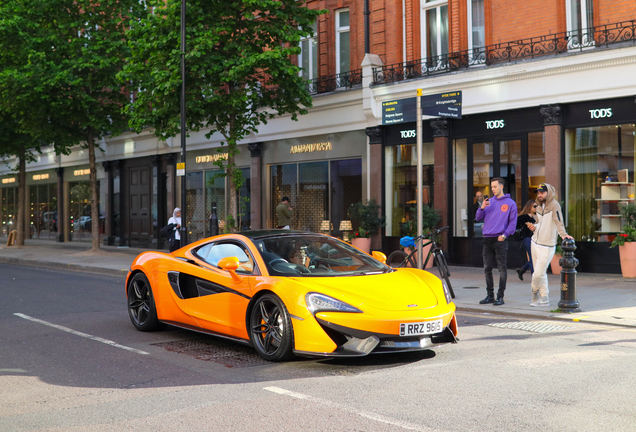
top-left (521, 237), bottom-right (534, 273)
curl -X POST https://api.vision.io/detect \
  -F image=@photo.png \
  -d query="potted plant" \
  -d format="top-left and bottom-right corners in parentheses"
top-left (402, 205), bottom-right (440, 268)
top-left (348, 200), bottom-right (385, 253)
top-left (610, 203), bottom-right (636, 278)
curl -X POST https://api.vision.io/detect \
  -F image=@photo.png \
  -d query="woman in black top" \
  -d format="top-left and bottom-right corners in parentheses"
top-left (516, 200), bottom-right (538, 280)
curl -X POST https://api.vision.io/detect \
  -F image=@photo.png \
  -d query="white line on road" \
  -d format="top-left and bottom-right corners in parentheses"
top-left (14, 313), bottom-right (149, 355)
top-left (263, 386), bottom-right (442, 432)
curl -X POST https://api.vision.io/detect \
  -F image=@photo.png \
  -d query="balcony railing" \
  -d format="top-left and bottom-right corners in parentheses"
top-left (373, 19), bottom-right (636, 86)
top-left (305, 69), bottom-right (363, 95)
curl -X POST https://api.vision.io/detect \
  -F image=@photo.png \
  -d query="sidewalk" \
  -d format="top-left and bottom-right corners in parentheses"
top-left (1, 239), bottom-right (635, 328)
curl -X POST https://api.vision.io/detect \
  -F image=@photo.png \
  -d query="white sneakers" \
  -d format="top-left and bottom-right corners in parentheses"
top-left (530, 293), bottom-right (550, 307)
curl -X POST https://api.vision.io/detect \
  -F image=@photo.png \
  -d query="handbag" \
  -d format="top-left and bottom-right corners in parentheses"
top-left (513, 228), bottom-right (523, 242)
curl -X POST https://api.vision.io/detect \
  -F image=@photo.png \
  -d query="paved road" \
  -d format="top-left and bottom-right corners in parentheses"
top-left (1, 263), bottom-right (635, 432)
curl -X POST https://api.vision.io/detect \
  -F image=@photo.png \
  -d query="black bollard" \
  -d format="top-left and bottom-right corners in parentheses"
top-left (558, 239), bottom-right (581, 313)
top-left (209, 202), bottom-right (219, 237)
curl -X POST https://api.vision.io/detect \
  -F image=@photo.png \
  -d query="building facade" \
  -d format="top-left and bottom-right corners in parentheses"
top-left (2, 0), bottom-right (635, 273)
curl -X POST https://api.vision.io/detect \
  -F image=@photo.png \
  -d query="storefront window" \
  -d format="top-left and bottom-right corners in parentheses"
top-left (205, 170), bottom-right (226, 233)
top-left (30, 183), bottom-right (58, 240)
top-left (453, 139), bottom-right (468, 237)
top-left (270, 164), bottom-right (298, 227)
top-left (69, 181), bottom-right (102, 242)
top-left (566, 124), bottom-right (635, 242)
top-left (186, 171), bottom-right (205, 242)
top-left (385, 143), bottom-right (434, 237)
top-left (236, 167), bottom-right (251, 231)
top-left (1, 186), bottom-right (18, 237)
top-left (331, 159), bottom-right (362, 239)
top-left (528, 131), bottom-right (546, 202)
top-left (298, 161), bottom-right (329, 232)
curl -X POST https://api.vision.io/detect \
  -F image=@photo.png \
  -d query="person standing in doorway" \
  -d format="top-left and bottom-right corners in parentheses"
top-left (515, 200), bottom-right (538, 280)
top-left (526, 183), bottom-right (573, 306)
top-left (474, 191), bottom-right (484, 212)
top-left (276, 196), bottom-right (292, 229)
top-left (475, 177), bottom-right (518, 306)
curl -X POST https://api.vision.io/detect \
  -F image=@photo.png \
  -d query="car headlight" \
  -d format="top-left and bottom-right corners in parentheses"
top-left (441, 279), bottom-right (452, 304)
top-left (306, 292), bottom-right (362, 314)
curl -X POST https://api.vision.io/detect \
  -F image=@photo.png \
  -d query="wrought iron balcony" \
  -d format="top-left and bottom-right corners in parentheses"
top-left (305, 69), bottom-right (363, 95)
top-left (373, 19), bottom-right (636, 86)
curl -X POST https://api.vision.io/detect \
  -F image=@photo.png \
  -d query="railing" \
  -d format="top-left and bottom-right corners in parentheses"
top-left (305, 69), bottom-right (363, 95)
top-left (373, 19), bottom-right (636, 86)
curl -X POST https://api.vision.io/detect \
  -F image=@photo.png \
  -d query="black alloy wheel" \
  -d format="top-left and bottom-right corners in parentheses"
top-left (249, 293), bottom-right (294, 362)
top-left (127, 273), bottom-right (165, 332)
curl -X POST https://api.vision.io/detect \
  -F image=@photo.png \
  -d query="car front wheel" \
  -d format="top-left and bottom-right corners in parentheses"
top-left (249, 293), bottom-right (295, 362)
top-left (127, 272), bottom-right (165, 332)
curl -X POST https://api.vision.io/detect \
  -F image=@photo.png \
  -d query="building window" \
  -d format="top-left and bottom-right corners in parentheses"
top-left (336, 9), bottom-right (350, 74)
top-left (566, 0), bottom-right (594, 47)
top-left (453, 139), bottom-right (468, 238)
top-left (467, 0), bottom-right (485, 60)
top-left (385, 143), bottom-right (435, 237)
top-left (565, 124), bottom-right (635, 242)
top-left (421, 0), bottom-right (449, 60)
top-left (299, 21), bottom-right (318, 80)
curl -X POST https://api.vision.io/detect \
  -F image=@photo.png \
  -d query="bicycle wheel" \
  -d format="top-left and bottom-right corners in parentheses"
top-left (434, 252), bottom-right (455, 299)
top-left (387, 250), bottom-right (415, 268)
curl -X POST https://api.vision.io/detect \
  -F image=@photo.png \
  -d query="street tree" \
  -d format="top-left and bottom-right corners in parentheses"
top-left (122, 0), bottom-right (324, 231)
top-left (0, 0), bottom-right (147, 250)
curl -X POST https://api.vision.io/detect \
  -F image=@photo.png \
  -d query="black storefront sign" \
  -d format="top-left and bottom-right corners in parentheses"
top-left (451, 107), bottom-right (544, 137)
top-left (384, 121), bottom-right (434, 146)
top-left (564, 96), bottom-right (636, 127)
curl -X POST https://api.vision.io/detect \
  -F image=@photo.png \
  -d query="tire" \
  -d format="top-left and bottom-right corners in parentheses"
top-left (434, 253), bottom-right (455, 299)
top-left (387, 250), bottom-right (415, 268)
top-left (127, 272), bottom-right (165, 332)
top-left (249, 293), bottom-right (295, 362)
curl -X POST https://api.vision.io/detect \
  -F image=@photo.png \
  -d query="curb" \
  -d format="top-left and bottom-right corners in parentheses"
top-left (0, 256), bottom-right (129, 278)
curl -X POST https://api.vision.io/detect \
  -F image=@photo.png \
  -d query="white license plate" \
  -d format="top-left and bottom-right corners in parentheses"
top-left (400, 319), bottom-right (443, 336)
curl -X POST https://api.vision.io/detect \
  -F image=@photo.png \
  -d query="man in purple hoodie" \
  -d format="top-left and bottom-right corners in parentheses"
top-left (475, 177), bottom-right (518, 306)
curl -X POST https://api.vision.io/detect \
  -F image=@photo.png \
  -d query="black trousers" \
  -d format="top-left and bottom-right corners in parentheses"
top-left (169, 239), bottom-right (181, 252)
top-left (483, 237), bottom-right (508, 297)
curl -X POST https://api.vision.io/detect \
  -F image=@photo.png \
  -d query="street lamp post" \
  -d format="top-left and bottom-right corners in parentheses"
top-left (180, 0), bottom-right (187, 246)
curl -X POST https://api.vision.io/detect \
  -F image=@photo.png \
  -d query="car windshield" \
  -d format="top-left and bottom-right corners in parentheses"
top-left (253, 234), bottom-right (392, 277)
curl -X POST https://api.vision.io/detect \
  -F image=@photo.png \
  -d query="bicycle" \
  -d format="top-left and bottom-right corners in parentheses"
top-left (386, 226), bottom-right (455, 299)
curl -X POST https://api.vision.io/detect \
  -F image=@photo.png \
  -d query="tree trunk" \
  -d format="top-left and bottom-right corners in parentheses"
top-left (16, 148), bottom-right (26, 246)
top-left (87, 128), bottom-right (100, 250)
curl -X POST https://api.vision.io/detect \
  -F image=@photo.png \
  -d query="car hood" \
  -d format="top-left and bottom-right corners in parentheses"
top-left (290, 269), bottom-right (440, 312)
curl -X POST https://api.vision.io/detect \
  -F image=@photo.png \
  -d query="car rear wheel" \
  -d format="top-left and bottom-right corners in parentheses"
top-left (127, 273), bottom-right (165, 332)
top-left (249, 293), bottom-right (295, 362)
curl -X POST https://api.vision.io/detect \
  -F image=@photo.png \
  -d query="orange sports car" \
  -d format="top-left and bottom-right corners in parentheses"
top-left (126, 230), bottom-right (458, 361)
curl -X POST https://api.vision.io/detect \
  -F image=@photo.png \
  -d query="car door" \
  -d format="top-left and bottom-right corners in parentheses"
top-left (183, 241), bottom-right (256, 340)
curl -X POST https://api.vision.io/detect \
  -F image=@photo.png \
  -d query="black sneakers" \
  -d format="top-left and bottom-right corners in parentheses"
top-left (479, 295), bottom-right (495, 304)
top-left (516, 268), bottom-right (525, 281)
top-left (493, 296), bottom-right (505, 306)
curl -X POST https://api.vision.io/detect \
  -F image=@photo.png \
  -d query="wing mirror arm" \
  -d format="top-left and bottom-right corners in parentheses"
top-left (217, 257), bottom-right (243, 283)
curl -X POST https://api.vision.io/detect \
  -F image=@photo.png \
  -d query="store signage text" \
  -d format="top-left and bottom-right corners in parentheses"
top-left (400, 130), bottom-right (416, 138)
top-left (485, 120), bottom-right (505, 129)
top-left (74, 169), bottom-right (90, 176)
top-left (290, 142), bottom-right (332, 154)
top-left (589, 108), bottom-right (612, 119)
top-left (196, 153), bottom-right (228, 163)
top-left (33, 174), bottom-right (49, 181)
top-left (2, 178), bottom-right (15, 184)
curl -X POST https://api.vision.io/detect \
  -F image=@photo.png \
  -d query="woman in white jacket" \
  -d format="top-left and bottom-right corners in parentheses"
top-left (163, 207), bottom-right (182, 252)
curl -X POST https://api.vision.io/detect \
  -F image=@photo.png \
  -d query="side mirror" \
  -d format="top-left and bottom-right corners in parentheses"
top-left (372, 251), bottom-right (387, 264)
top-left (217, 257), bottom-right (242, 283)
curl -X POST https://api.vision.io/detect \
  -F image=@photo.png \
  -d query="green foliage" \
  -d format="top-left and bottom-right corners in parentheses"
top-left (403, 205), bottom-right (441, 237)
top-left (348, 200), bottom-right (386, 239)
top-left (0, 0), bottom-right (146, 152)
top-left (610, 203), bottom-right (636, 248)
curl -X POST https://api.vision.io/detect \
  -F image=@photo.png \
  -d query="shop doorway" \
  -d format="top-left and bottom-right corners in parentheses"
top-left (464, 135), bottom-right (541, 266)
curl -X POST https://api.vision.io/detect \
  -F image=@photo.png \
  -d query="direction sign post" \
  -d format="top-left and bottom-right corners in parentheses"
top-left (416, 89), bottom-right (423, 270)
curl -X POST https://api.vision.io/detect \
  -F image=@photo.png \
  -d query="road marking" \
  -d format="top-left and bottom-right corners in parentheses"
top-left (263, 386), bottom-right (442, 432)
top-left (488, 321), bottom-right (572, 333)
top-left (14, 313), bottom-right (149, 355)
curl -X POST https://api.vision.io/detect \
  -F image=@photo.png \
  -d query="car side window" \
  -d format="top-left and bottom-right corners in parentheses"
top-left (203, 243), bottom-right (255, 275)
